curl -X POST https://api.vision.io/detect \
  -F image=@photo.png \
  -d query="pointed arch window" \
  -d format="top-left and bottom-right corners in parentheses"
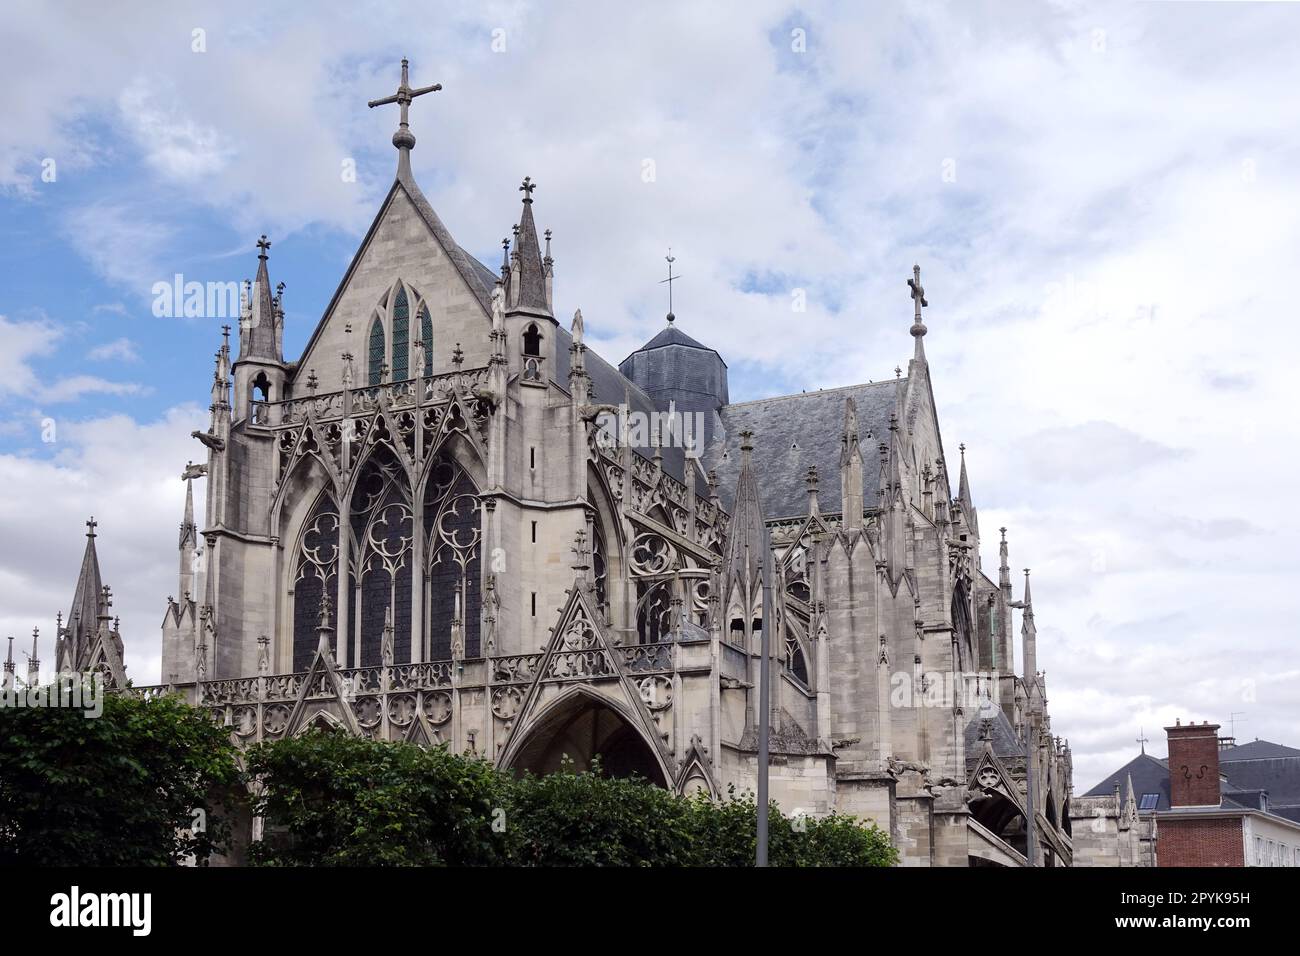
top-left (391, 285), bottom-right (410, 382)
top-left (424, 457), bottom-right (482, 660)
top-left (292, 493), bottom-right (340, 672)
top-left (420, 303), bottom-right (433, 376)
top-left (350, 445), bottom-right (413, 666)
top-left (367, 316), bottom-right (385, 386)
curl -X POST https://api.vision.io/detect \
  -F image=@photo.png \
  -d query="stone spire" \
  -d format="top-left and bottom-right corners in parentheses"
top-left (26, 627), bottom-right (40, 686)
top-left (367, 57), bottom-right (442, 180)
top-left (178, 472), bottom-right (198, 602)
top-left (237, 235), bottom-right (281, 362)
top-left (907, 263), bottom-right (928, 361)
top-left (58, 518), bottom-right (104, 673)
top-left (507, 177), bottom-right (550, 314)
top-left (3, 635), bottom-right (14, 690)
top-left (1021, 568), bottom-right (1038, 704)
top-left (956, 443), bottom-right (978, 535)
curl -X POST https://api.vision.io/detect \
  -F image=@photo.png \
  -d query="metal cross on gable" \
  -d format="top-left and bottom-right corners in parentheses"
top-left (368, 58), bottom-right (441, 150)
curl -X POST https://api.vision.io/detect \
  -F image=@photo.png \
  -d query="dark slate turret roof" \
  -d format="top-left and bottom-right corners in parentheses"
top-left (626, 324), bottom-right (723, 358)
top-left (703, 380), bottom-right (900, 519)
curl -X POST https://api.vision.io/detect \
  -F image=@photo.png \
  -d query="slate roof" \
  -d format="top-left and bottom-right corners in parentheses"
top-left (964, 709), bottom-right (1026, 764)
top-left (1086, 744), bottom-right (1300, 819)
top-left (703, 381), bottom-right (901, 519)
top-left (1084, 753), bottom-right (1173, 811)
top-left (1221, 740), bottom-right (1300, 761)
top-left (1217, 754), bottom-right (1300, 815)
top-left (625, 324), bottom-right (724, 358)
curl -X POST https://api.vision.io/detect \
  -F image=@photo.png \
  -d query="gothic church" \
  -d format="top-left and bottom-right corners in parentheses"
top-left (51, 61), bottom-right (1077, 867)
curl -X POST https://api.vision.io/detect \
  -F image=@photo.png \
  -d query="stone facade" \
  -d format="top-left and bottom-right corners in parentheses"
top-left (56, 80), bottom-right (1080, 866)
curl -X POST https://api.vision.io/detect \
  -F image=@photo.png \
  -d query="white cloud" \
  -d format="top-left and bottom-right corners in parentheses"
top-left (87, 337), bottom-right (140, 363)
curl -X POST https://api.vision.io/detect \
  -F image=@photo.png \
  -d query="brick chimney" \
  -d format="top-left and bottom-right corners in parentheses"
top-left (1165, 719), bottom-right (1222, 808)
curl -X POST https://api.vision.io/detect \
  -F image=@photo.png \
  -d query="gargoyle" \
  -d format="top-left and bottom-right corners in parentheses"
top-left (191, 430), bottom-right (226, 452)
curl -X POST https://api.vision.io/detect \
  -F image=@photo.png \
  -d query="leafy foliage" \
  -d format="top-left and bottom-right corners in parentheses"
top-left (246, 731), bottom-right (509, 866)
top-left (0, 689), bottom-right (240, 865)
top-left (250, 732), bottom-right (898, 867)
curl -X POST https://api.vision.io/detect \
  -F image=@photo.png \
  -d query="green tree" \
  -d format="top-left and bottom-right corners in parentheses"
top-left (0, 689), bottom-right (240, 865)
top-left (246, 730), bottom-right (510, 866)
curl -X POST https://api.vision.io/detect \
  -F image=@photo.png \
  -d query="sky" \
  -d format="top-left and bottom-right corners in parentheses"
top-left (0, 0), bottom-right (1296, 791)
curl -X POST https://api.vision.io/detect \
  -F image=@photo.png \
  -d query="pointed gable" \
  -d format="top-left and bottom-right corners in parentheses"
top-left (294, 169), bottom-right (499, 393)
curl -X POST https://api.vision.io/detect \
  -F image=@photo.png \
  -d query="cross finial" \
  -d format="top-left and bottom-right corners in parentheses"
top-left (306, 370), bottom-right (319, 393)
top-left (895, 365), bottom-right (901, 378)
top-left (86, 516), bottom-right (97, 537)
top-left (1136, 727), bottom-right (1149, 755)
top-left (519, 176), bottom-right (536, 201)
top-left (368, 58), bottom-right (442, 161)
top-left (257, 235), bottom-right (270, 258)
top-left (660, 248), bottom-right (680, 323)
top-left (908, 264), bottom-right (927, 313)
top-left (908, 263), bottom-right (929, 347)
top-left (452, 342), bottom-right (464, 369)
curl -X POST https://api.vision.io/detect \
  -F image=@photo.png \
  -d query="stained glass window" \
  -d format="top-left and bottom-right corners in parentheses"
top-left (425, 461), bottom-right (481, 660)
top-left (367, 316), bottom-right (384, 385)
top-left (391, 286), bottom-right (409, 382)
top-left (350, 446), bottom-right (412, 667)
top-left (420, 304), bottom-right (433, 376)
top-left (292, 494), bottom-right (339, 672)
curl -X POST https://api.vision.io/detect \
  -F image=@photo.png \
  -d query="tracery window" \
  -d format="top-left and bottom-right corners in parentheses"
top-left (350, 445), bottom-right (413, 666)
top-left (591, 524), bottom-right (607, 610)
top-left (420, 303), bottom-right (433, 376)
top-left (424, 456), bottom-right (482, 659)
top-left (292, 492), bottom-right (340, 671)
top-left (367, 315), bottom-right (385, 386)
top-left (391, 285), bottom-right (410, 382)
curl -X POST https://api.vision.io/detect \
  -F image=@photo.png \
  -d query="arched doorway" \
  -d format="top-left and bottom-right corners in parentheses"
top-left (507, 691), bottom-right (668, 787)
